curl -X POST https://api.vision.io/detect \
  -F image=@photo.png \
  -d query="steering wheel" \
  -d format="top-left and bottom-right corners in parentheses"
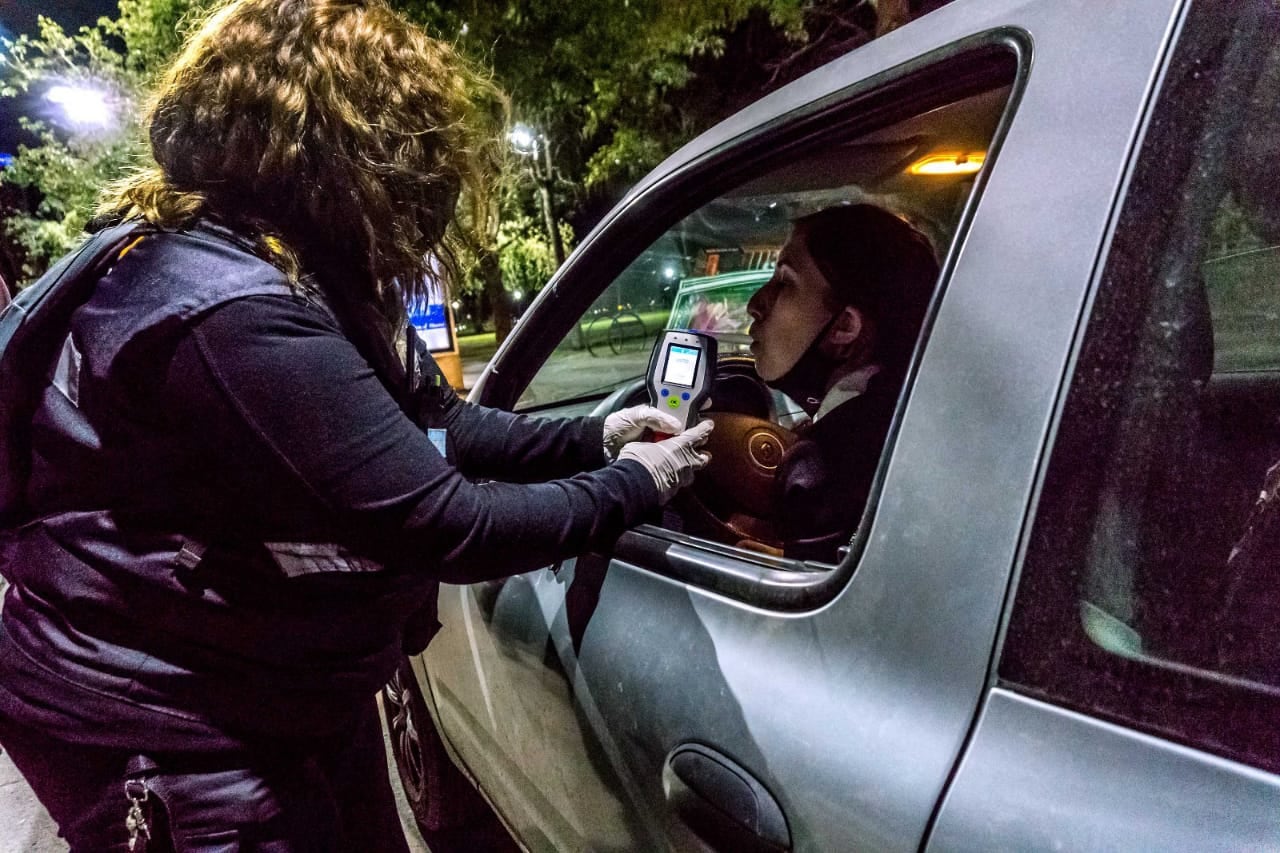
top-left (676, 355), bottom-right (798, 547)
top-left (589, 355), bottom-right (797, 547)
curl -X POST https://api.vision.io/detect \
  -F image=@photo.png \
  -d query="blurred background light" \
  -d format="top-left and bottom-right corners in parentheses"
top-left (508, 123), bottom-right (538, 156)
top-left (46, 83), bottom-right (113, 129)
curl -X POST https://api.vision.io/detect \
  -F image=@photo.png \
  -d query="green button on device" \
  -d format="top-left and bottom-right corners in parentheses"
top-left (668, 397), bottom-right (681, 409)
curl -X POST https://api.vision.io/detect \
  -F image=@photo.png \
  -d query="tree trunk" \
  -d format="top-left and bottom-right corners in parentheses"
top-left (480, 246), bottom-right (512, 345)
top-left (874, 0), bottom-right (912, 36)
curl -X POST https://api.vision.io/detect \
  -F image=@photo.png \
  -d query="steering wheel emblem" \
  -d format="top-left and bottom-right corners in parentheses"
top-left (746, 429), bottom-right (785, 471)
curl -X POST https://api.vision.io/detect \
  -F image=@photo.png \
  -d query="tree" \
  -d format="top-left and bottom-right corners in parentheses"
top-left (499, 213), bottom-right (574, 302)
top-left (0, 0), bottom-right (211, 280)
top-left (396, 1), bottom-right (941, 196)
top-left (0, 0), bottom-right (946, 296)
top-left (388, 0), bottom-right (946, 344)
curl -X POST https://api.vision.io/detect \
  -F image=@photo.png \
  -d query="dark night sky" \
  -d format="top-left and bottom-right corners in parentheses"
top-left (0, 0), bottom-right (119, 40)
top-left (0, 0), bottom-right (121, 154)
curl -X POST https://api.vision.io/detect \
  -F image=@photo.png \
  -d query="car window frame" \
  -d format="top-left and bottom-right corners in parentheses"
top-left (477, 31), bottom-right (1030, 611)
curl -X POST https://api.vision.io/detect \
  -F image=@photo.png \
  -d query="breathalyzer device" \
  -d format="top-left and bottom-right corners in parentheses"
top-left (646, 329), bottom-right (717, 431)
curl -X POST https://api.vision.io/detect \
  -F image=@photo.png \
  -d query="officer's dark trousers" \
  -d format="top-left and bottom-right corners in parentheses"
top-left (0, 699), bottom-right (410, 853)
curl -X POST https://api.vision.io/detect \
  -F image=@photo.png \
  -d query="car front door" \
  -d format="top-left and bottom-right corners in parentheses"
top-left (424, 1), bottom-right (1187, 849)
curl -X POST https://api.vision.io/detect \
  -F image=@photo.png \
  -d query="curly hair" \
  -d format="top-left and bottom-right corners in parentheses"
top-left (100, 0), bottom-right (503, 335)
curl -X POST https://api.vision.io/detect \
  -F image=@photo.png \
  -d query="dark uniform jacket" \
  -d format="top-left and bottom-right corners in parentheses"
top-left (0, 221), bottom-right (657, 755)
top-left (774, 374), bottom-right (898, 563)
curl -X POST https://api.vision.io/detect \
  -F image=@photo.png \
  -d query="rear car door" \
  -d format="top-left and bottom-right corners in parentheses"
top-left (930, 2), bottom-right (1280, 848)
top-left (423, 1), bottom-right (1191, 849)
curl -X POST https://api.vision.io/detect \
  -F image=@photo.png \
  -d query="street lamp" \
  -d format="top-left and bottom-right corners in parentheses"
top-left (507, 123), bottom-right (566, 268)
top-left (508, 124), bottom-right (537, 157)
top-left (45, 83), bottom-right (114, 131)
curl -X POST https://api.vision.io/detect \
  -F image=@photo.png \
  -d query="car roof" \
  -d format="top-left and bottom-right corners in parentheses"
top-left (612, 0), bottom-right (1031, 212)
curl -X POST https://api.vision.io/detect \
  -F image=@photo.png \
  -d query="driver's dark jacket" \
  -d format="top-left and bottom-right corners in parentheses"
top-left (0, 223), bottom-right (657, 755)
top-left (775, 375), bottom-right (898, 563)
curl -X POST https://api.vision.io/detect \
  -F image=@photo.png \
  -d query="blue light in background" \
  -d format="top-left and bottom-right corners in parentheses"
top-left (407, 292), bottom-right (454, 352)
top-left (408, 300), bottom-right (447, 331)
top-left (0, 153), bottom-right (14, 169)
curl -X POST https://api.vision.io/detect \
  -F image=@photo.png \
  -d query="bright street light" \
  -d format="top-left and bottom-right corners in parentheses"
top-left (506, 122), bottom-right (566, 269)
top-left (508, 123), bottom-right (538, 157)
top-left (46, 83), bottom-right (114, 130)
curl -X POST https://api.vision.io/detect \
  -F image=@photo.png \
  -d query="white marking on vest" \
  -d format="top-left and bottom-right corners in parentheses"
top-left (263, 541), bottom-right (384, 577)
top-left (427, 428), bottom-right (447, 458)
top-left (51, 332), bottom-right (82, 407)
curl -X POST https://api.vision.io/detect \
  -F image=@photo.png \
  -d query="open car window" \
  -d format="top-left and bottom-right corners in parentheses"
top-left (516, 83), bottom-right (1011, 417)
top-left (517, 77), bottom-right (1016, 565)
top-left (505, 50), bottom-right (1019, 571)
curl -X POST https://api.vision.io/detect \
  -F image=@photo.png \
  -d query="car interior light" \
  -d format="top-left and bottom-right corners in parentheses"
top-left (908, 152), bottom-right (986, 175)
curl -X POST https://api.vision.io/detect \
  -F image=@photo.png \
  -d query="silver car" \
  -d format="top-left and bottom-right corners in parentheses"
top-left (384, 0), bottom-right (1280, 849)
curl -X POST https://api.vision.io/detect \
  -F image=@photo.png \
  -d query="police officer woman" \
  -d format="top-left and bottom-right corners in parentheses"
top-left (0, 1), bottom-right (709, 849)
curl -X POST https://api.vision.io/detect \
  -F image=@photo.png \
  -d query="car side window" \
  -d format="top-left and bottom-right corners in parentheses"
top-left (518, 66), bottom-right (1017, 564)
top-left (1001, 2), bottom-right (1280, 772)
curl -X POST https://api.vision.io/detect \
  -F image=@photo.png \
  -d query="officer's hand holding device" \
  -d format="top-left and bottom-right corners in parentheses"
top-left (603, 406), bottom-right (683, 461)
top-left (602, 330), bottom-right (718, 502)
top-left (645, 329), bottom-right (717, 434)
top-left (602, 329), bottom-right (717, 454)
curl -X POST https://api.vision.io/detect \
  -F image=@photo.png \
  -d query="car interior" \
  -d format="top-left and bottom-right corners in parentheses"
top-left (517, 83), bottom-right (1014, 563)
top-left (1076, 223), bottom-right (1280, 686)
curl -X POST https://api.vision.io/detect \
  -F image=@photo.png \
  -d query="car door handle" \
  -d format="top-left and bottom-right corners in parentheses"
top-left (662, 743), bottom-right (791, 853)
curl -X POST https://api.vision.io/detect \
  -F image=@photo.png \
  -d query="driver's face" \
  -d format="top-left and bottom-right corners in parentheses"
top-left (747, 229), bottom-right (838, 382)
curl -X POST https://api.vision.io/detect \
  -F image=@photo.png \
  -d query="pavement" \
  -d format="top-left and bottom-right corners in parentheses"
top-left (0, 748), bottom-right (61, 853)
top-left (460, 349), bottom-right (487, 395)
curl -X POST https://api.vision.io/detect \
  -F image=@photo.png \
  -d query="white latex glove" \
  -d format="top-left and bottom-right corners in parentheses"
top-left (602, 404), bottom-right (685, 461)
top-left (616, 419), bottom-right (715, 503)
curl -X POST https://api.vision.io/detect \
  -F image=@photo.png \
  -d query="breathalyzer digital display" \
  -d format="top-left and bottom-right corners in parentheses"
top-left (646, 329), bottom-right (717, 430)
top-left (662, 344), bottom-right (700, 387)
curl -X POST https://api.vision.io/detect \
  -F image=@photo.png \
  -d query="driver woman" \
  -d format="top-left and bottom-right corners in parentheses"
top-left (0, 0), bottom-right (710, 850)
top-left (746, 204), bottom-right (939, 561)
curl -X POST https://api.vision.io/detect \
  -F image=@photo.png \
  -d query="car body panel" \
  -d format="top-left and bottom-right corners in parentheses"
top-left (927, 689), bottom-right (1280, 852)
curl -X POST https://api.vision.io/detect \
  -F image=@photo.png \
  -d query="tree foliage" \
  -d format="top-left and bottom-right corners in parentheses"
top-left (0, 0), bottom-right (211, 279)
top-left (498, 213), bottom-right (574, 299)
top-left (395, 0), bottom-right (931, 201)
top-left (0, 0), bottom-right (941, 299)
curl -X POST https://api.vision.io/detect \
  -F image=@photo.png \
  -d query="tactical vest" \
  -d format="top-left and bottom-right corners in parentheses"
top-left (0, 224), bottom-right (433, 751)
